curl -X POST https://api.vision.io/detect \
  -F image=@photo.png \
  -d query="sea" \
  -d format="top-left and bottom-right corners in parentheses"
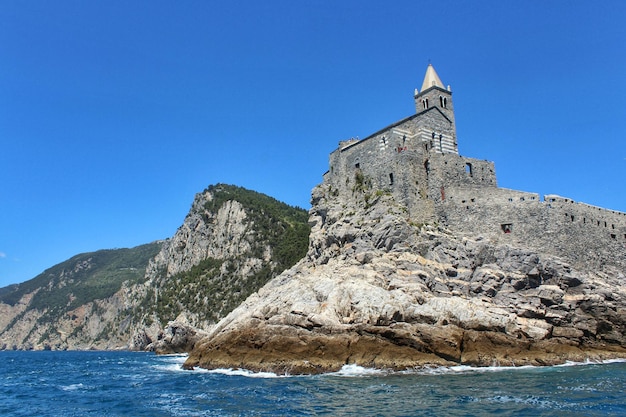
top-left (0, 351), bottom-right (624, 416)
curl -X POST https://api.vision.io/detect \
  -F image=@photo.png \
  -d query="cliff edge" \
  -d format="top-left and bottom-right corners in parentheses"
top-left (184, 182), bottom-right (626, 374)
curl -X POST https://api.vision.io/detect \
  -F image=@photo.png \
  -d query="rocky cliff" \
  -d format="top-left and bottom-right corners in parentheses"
top-left (184, 184), bottom-right (626, 374)
top-left (0, 184), bottom-right (309, 351)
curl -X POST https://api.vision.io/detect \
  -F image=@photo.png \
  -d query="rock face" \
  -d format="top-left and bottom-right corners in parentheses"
top-left (0, 184), bottom-right (309, 351)
top-left (184, 185), bottom-right (626, 374)
top-left (184, 66), bottom-right (625, 374)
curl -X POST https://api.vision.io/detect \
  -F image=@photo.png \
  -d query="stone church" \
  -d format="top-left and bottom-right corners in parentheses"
top-left (322, 64), bottom-right (626, 272)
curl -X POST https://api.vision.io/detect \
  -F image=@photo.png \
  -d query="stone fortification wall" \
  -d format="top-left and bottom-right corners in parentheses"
top-left (427, 155), bottom-right (496, 204)
top-left (439, 186), bottom-right (626, 271)
top-left (543, 195), bottom-right (626, 242)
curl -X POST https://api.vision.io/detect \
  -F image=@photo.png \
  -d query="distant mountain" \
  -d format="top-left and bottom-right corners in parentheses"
top-left (0, 184), bottom-right (310, 351)
top-left (0, 243), bottom-right (162, 311)
top-left (0, 243), bottom-right (162, 350)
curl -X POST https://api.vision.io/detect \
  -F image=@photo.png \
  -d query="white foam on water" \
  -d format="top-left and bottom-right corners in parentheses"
top-left (394, 364), bottom-right (530, 376)
top-left (60, 383), bottom-right (87, 391)
top-left (155, 355), bottom-right (626, 377)
top-left (330, 364), bottom-right (387, 377)
top-left (154, 353), bottom-right (190, 373)
top-left (399, 357), bottom-right (626, 376)
top-left (555, 358), bottom-right (626, 367)
top-left (207, 368), bottom-right (284, 378)
top-left (485, 394), bottom-right (558, 409)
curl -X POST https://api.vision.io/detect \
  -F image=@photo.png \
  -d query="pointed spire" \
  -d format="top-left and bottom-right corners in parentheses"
top-left (420, 64), bottom-right (445, 92)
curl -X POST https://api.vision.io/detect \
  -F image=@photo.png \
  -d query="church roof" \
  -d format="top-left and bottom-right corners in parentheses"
top-left (420, 64), bottom-right (445, 92)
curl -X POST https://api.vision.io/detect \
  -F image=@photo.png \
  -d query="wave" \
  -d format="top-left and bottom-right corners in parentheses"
top-left (329, 364), bottom-right (387, 377)
top-left (153, 353), bottom-right (191, 373)
top-left (207, 368), bottom-right (284, 378)
top-left (59, 382), bottom-right (94, 391)
top-left (325, 358), bottom-right (626, 378)
top-left (555, 358), bottom-right (626, 367)
top-left (155, 356), bottom-right (626, 378)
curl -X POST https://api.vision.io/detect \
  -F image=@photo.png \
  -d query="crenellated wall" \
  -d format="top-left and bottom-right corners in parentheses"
top-left (438, 186), bottom-right (626, 270)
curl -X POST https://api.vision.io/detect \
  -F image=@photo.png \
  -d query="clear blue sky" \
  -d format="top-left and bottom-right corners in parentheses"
top-left (2, 1), bottom-right (625, 287)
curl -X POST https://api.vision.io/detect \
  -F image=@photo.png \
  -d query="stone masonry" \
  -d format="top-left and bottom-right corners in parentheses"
top-left (323, 64), bottom-right (626, 273)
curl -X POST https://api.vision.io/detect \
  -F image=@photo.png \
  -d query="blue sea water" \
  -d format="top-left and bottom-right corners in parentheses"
top-left (0, 351), bottom-right (624, 416)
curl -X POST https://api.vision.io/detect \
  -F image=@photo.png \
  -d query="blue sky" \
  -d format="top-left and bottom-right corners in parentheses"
top-left (1, 1), bottom-right (625, 287)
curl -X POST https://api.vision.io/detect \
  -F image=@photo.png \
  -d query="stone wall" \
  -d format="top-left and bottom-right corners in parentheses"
top-left (322, 78), bottom-right (626, 273)
top-left (440, 186), bottom-right (626, 271)
top-left (325, 107), bottom-right (466, 223)
top-left (414, 85), bottom-right (455, 133)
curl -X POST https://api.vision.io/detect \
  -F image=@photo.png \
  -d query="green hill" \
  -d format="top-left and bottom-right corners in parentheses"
top-left (0, 242), bottom-right (162, 323)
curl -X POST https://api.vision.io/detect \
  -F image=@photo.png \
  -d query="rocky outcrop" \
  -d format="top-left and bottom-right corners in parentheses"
top-left (184, 185), bottom-right (626, 374)
top-left (0, 184), bottom-right (309, 351)
top-left (147, 316), bottom-right (209, 354)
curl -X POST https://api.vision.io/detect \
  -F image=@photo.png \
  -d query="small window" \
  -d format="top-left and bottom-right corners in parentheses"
top-left (501, 224), bottom-right (513, 234)
top-left (355, 163), bottom-right (360, 169)
top-left (465, 163), bottom-right (473, 176)
top-left (611, 234), bottom-right (616, 239)
top-left (571, 215), bottom-right (575, 222)
top-left (389, 173), bottom-right (394, 185)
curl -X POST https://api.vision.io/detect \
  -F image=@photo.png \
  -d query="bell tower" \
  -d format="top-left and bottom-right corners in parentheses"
top-left (414, 64), bottom-right (455, 121)
top-left (414, 64), bottom-right (457, 153)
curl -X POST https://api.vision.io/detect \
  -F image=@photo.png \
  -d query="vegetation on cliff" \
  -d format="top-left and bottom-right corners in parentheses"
top-left (0, 242), bottom-right (162, 314)
top-left (144, 184), bottom-right (310, 327)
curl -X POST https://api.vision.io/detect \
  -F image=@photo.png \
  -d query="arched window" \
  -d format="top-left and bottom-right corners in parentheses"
top-left (422, 98), bottom-right (429, 109)
top-left (440, 96), bottom-right (448, 108)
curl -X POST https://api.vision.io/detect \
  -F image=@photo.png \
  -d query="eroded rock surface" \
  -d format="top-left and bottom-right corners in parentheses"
top-left (185, 185), bottom-right (626, 374)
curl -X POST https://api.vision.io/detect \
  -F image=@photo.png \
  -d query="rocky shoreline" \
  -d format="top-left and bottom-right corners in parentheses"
top-left (181, 188), bottom-right (626, 375)
top-left (183, 325), bottom-right (626, 375)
